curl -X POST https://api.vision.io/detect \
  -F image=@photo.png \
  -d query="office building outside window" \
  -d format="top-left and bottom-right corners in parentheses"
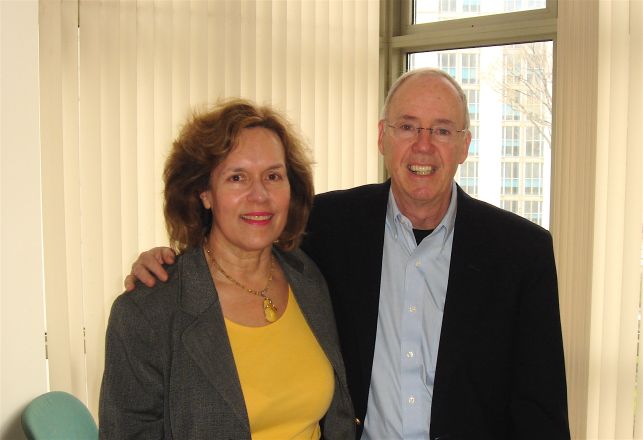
top-left (415, 0), bottom-right (545, 23)
top-left (526, 127), bottom-right (543, 157)
top-left (502, 126), bottom-right (521, 157)
top-left (408, 39), bottom-right (552, 227)
top-left (466, 89), bottom-right (480, 121)
top-left (468, 126), bottom-right (479, 156)
top-left (524, 162), bottom-right (543, 196)
top-left (458, 161), bottom-right (479, 197)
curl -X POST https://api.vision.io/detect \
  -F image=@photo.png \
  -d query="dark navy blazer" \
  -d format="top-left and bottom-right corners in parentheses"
top-left (302, 180), bottom-right (570, 440)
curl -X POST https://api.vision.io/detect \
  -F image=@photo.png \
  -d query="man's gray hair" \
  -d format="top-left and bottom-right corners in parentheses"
top-left (381, 67), bottom-right (470, 130)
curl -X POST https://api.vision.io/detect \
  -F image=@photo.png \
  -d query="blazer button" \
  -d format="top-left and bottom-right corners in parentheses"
top-left (354, 417), bottom-right (361, 425)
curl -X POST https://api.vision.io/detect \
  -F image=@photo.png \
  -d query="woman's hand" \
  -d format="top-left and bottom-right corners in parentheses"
top-left (124, 247), bottom-right (176, 291)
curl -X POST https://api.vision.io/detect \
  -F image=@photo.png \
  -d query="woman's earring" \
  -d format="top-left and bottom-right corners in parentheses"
top-left (200, 193), bottom-right (210, 209)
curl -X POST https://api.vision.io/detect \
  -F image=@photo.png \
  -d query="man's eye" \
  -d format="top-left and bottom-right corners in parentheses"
top-left (435, 127), bottom-right (452, 136)
top-left (399, 124), bottom-right (416, 132)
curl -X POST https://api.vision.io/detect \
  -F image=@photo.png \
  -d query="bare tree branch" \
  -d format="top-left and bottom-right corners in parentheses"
top-left (489, 43), bottom-right (553, 146)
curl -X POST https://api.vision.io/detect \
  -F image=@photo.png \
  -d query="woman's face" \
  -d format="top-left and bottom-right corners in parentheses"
top-left (201, 127), bottom-right (291, 254)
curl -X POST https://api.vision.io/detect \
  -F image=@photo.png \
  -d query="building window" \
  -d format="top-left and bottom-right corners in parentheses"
top-left (468, 125), bottom-right (479, 156)
top-left (504, 0), bottom-right (522, 12)
top-left (458, 161), bottom-right (478, 196)
top-left (503, 90), bottom-right (522, 121)
top-left (438, 53), bottom-right (457, 80)
top-left (439, 0), bottom-right (456, 13)
top-left (462, 53), bottom-right (479, 85)
top-left (467, 89), bottom-right (479, 121)
top-left (501, 162), bottom-right (520, 195)
top-left (526, 127), bottom-right (543, 157)
top-left (524, 162), bottom-right (543, 195)
top-left (502, 126), bottom-right (520, 156)
top-left (523, 200), bottom-right (543, 224)
top-left (463, 0), bottom-right (480, 13)
top-left (525, 94), bottom-right (544, 123)
top-left (413, 0), bottom-right (546, 23)
top-left (504, 53), bottom-right (522, 85)
top-left (501, 199), bottom-right (519, 214)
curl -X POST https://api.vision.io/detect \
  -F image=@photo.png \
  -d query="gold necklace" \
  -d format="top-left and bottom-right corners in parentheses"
top-left (204, 246), bottom-right (278, 323)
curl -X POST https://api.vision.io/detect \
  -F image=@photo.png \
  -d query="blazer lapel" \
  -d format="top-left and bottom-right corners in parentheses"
top-left (350, 183), bottom-right (390, 388)
top-left (178, 248), bottom-right (249, 426)
top-left (432, 187), bottom-right (489, 420)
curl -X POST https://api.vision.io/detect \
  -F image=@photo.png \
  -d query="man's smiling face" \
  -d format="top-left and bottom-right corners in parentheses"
top-left (378, 74), bottom-right (471, 221)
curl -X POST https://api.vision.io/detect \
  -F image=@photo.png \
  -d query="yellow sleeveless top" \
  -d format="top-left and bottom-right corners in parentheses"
top-left (225, 288), bottom-right (334, 439)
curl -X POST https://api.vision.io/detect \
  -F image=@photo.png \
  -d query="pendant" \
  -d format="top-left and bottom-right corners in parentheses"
top-left (263, 297), bottom-right (278, 323)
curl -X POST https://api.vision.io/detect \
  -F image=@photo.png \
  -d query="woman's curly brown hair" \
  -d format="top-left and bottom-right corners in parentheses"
top-left (163, 98), bottom-right (314, 253)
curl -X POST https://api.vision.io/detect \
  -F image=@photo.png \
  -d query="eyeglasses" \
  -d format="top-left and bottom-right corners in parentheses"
top-left (386, 122), bottom-right (467, 144)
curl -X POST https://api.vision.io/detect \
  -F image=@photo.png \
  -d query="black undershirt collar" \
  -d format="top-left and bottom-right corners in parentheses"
top-left (413, 228), bottom-right (434, 245)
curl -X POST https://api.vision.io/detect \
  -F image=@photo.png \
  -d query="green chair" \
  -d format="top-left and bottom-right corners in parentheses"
top-left (21, 391), bottom-right (98, 440)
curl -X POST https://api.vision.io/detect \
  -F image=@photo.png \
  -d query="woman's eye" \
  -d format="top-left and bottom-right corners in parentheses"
top-left (267, 172), bottom-right (283, 181)
top-left (229, 174), bottom-right (243, 182)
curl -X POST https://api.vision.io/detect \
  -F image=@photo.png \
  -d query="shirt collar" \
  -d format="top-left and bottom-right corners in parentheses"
top-left (385, 181), bottom-right (458, 248)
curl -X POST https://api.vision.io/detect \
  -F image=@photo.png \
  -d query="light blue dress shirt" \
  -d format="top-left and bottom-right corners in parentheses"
top-left (362, 183), bottom-right (458, 440)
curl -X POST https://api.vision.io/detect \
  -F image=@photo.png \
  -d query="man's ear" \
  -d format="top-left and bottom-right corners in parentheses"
top-left (459, 129), bottom-right (472, 164)
top-left (377, 120), bottom-right (386, 155)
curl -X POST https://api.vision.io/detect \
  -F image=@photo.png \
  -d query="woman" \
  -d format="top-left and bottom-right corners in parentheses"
top-left (99, 99), bottom-right (355, 439)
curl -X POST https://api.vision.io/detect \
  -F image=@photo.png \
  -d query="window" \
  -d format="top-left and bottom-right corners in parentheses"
top-left (525, 127), bottom-right (543, 157)
top-left (504, 54), bottom-right (522, 85)
top-left (457, 161), bottom-right (478, 196)
top-left (462, 54), bottom-right (479, 85)
top-left (439, 0), bottom-right (456, 14)
top-left (463, 0), bottom-right (480, 13)
top-left (501, 162), bottom-right (520, 195)
top-left (503, 90), bottom-right (522, 121)
top-left (407, 41), bottom-right (552, 229)
top-left (502, 126), bottom-right (520, 156)
top-left (523, 200), bottom-right (543, 224)
top-left (504, 0), bottom-right (521, 12)
top-left (524, 162), bottom-right (543, 195)
top-left (501, 199), bottom-right (519, 214)
top-left (438, 53), bottom-right (457, 79)
top-left (414, 0), bottom-right (546, 23)
top-left (468, 126), bottom-right (479, 156)
top-left (524, 95), bottom-right (544, 123)
top-left (467, 89), bottom-right (479, 121)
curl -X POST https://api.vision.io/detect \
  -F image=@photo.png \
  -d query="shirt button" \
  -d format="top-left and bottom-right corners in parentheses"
top-left (406, 351), bottom-right (414, 358)
top-left (408, 396), bottom-right (416, 405)
top-left (409, 305), bottom-right (417, 313)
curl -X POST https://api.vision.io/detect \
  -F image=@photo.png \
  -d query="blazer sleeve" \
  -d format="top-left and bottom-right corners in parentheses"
top-left (99, 294), bottom-right (166, 439)
top-left (510, 232), bottom-right (569, 438)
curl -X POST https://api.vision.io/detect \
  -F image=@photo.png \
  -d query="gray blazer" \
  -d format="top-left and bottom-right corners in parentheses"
top-left (99, 246), bottom-right (355, 439)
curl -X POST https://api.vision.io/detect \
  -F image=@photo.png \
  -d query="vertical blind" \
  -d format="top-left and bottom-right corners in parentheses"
top-left (585, 0), bottom-right (643, 438)
top-left (39, 0), bottom-right (379, 417)
top-left (554, 0), bottom-right (643, 437)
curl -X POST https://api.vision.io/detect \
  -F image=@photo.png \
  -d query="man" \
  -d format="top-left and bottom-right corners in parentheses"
top-left (127, 68), bottom-right (570, 439)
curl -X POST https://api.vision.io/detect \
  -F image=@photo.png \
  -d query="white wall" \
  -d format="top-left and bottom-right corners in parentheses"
top-left (0, 1), bottom-right (48, 438)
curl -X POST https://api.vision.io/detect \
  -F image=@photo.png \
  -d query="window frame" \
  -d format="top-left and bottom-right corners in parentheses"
top-left (380, 0), bottom-right (557, 92)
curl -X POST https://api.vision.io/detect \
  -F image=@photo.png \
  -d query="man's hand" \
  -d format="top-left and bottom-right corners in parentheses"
top-left (124, 247), bottom-right (176, 291)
